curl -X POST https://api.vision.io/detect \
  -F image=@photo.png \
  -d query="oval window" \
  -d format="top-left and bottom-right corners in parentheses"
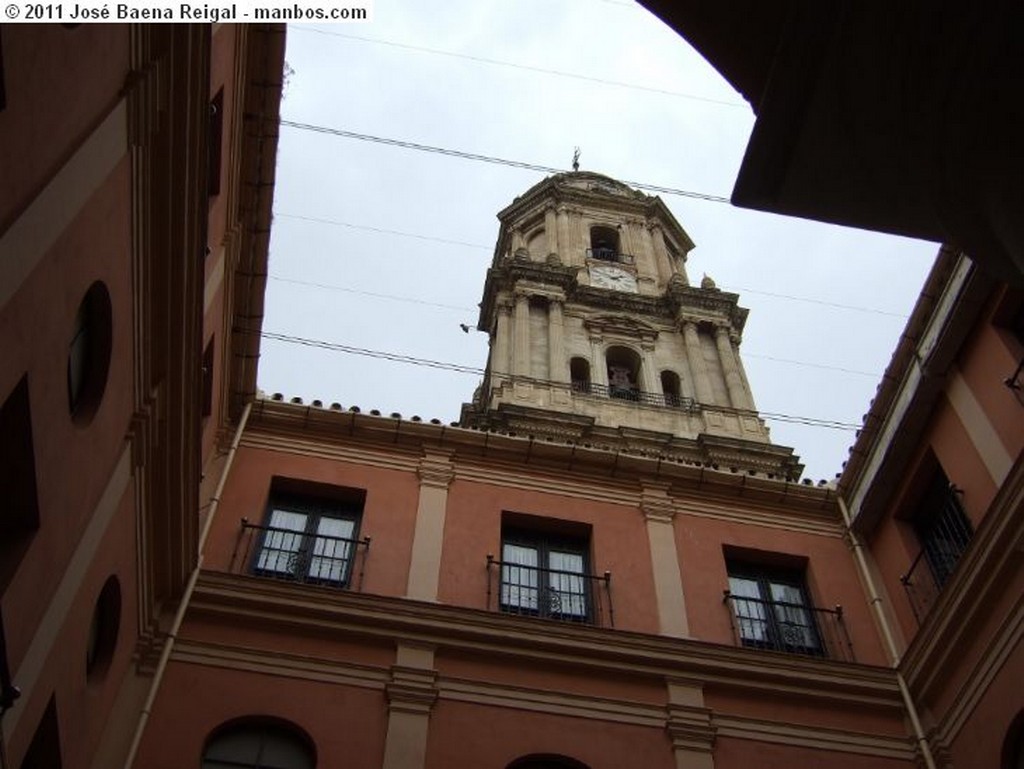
top-left (86, 575), bottom-right (121, 681)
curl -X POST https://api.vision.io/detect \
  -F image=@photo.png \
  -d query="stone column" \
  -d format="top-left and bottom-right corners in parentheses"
top-left (650, 223), bottom-right (672, 285)
top-left (512, 290), bottom-right (531, 377)
top-left (544, 204), bottom-right (558, 256)
top-left (548, 298), bottom-right (567, 384)
top-left (510, 226), bottom-right (524, 255)
top-left (491, 299), bottom-right (512, 383)
top-left (641, 483), bottom-right (690, 638)
top-left (556, 206), bottom-right (570, 261)
top-left (682, 321), bottom-right (714, 405)
top-left (381, 644), bottom-right (439, 769)
top-left (715, 326), bottom-right (751, 410)
top-left (569, 207), bottom-right (584, 265)
top-left (405, 449), bottom-right (455, 601)
top-left (665, 680), bottom-right (716, 769)
top-left (590, 335), bottom-right (607, 387)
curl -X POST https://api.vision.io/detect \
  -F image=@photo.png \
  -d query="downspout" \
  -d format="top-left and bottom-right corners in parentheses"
top-left (123, 401), bottom-right (253, 769)
top-left (836, 494), bottom-right (938, 769)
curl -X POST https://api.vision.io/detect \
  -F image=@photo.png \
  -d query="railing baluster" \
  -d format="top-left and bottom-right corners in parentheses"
top-left (234, 520), bottom-right (370, 589)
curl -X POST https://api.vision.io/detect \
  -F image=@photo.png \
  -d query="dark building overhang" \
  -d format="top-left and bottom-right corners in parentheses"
top-left (638, 1), bottom-right (1024, 283)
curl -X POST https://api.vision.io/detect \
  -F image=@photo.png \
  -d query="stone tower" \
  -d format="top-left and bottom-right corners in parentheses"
top-left (460, 171), bottom-right (802, 479)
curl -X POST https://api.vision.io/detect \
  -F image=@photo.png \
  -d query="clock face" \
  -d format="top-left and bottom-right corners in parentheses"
top-left (590, 264), bottom-right (638, 293)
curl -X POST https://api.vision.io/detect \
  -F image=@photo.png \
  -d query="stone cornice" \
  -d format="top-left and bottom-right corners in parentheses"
top-left (243, 398), bottom-right (833, 519)
top-left (191, 572), bottom-right (902, 709)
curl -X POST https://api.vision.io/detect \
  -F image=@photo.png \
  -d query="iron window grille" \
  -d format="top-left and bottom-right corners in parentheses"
top-left (230, 495), bottom-right (370, 589)
top-left (487, 533), bottom-right (613, 626)
top-left (901, 475), bottom-right (974, 622)
top-left (723, 564), bottom-right (853, 661)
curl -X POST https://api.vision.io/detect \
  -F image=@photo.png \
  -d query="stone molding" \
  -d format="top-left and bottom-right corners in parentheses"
top-left (386, 666), bottom-right (439, 716)
top-left (417, 449), bottom-right (455, 489)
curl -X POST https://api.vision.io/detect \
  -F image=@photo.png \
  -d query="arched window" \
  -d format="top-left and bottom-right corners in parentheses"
top-left (589, 226), bottom-right (620, 262)
top-left (660, 370), bottom-right (681, 407)
top-left (570, 357), bottom-right (591, 393)
top-left (202, 719), bottom-right (315, 769)
top-left (606, 346), bottom-right (642, 400)
top-left (506, 754), bottom-right (591, 769)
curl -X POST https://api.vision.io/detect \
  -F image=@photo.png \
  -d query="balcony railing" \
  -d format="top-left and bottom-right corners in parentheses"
top-left (900, 548), bottom-right (943, 623)
top-left (486, 555), bottom-right (614, 627)
top-left (585, 247), bottom-right (635, 265)
top-left (571, 380), bottom-right (698, 412)
top-left (229, 518), bottom-right (371, 590)
top-left (723, 591), bottom-right (855, 662)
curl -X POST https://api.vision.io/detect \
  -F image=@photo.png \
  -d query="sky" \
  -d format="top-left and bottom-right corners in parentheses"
top-left (259, 1), bottom-right (939, 483)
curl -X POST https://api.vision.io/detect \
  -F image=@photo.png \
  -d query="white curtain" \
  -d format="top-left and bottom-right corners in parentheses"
top-left (769, 582), bottom-right (815, 648)
top-left (501, 543), bottom-right (539, 610)
top-left (258, 510), bottom-right (307, 574)
top-left (728, 576), bottom-right (767, 642)
top-left (308, 517), bottom-right (356, 582)
top-left (548, 550), bottom-right (586, 617)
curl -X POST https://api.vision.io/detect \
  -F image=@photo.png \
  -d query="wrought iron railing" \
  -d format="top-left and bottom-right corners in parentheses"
top-left (486, 555), bottom-right (614, 627)
top-left (229, 518), bottom-right (371, 590)
top-left (722, 591), bottom-right (855, 662)
top-left (900, 548), bottom-right (942, 623)
top-left (900, 484), bottom-right (973, 623)
top-left (570, 380), bottom-right (698, 411)
top-left (585, 247), bottom-right (635, 265)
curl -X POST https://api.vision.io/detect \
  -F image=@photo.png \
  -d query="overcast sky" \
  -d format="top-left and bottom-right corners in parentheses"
top-left (259, 1), bottom-right (939, 482)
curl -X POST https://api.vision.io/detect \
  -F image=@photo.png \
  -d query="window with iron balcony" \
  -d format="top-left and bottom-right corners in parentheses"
top-left (487, 515), bottom-right (613, 627)
top-left (230, 481), bottom-right (371, 590)
top-left (723, 553), bottom-right (854, 661)
top-left (900, 462), bottom-right (974, 623)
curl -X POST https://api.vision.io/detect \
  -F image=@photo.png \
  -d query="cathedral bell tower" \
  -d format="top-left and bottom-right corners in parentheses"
top-left (460, 172), bottom-right (802, 480)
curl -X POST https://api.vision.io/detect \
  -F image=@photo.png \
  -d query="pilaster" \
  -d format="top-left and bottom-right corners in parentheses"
top-left (492, 298), bottom-right (512, 384)
top-left (405, 449), bottom-right (455, 601)
top-left (641, 482), bottom-right (690, 638)
top-left (682, 321), bottom-right (714, 405)
top-left (715, 325), bottom-right (751, 410)
top-left (665, 680), bottom-right (716, 769)
top-left (548, 297), bottom-right (567, 384)
top-left (512, 289), bottom-right (531, 377)
top-left (381, 644), bottom-right (439, 769)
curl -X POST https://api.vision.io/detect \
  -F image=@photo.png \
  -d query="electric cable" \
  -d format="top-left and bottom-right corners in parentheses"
top-left (259, 330), bottom-right (865, 431)
top-left (289, 26), bottom-right (747, 108)
top-left (279, 120), bottom-right (732, 203)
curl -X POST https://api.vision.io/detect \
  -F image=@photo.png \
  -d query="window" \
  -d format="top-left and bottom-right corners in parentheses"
top-left (661, 370), bottom-right (681, 406)
top-left (0, 376), bottom-right (40, 594)
top-left (201, 336), bottom-right (215, 418)
top-left (507, 755), bottom-right (591, 769)
top-left (86, 576), bottom-right (120, 682)
top-left (20, 696), bottom-right (62, 769)
top-left (605, 346), bottom-right (641, 400)
top-left (570, 357), bottom-right (591, 393)
top-left (911, 467), bottom-right (973, 588)
top-left (208, 88), bottom-right (224, 197)
top-left (254, 492), bottom-right (362, 586)
top-left (203, 720), bottom-right (314, 769)
top-left (588, 225), bottom-right (620, 262)
top-left (500, 529), bottom-right (590, 622)
top-left (67, 281), bottom-right (113, 424)
top-left (726, 562), bottom-right (822, 655)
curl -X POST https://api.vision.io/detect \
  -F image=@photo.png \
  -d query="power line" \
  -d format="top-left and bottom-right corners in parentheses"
top-left (272, 212), bottom-right (910, 319)
top-left (268, 275), bottom-right (476, 313)
top-left (279, 120), bottom-right (733, 204)
top-left (743, 353), bottom-right (879, 378)
top-left (290, 26), bottom-right (747, 108)
top-left (721, 285), bottom-right (908, 319)
top-left (259, 330), bottom-right (863, 431)
top-left (275, 212), bottom-right (490, 250)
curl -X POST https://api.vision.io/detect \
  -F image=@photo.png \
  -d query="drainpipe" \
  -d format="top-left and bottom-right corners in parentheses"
top-left (837, 494), bottom-right (938, 769)
top-left (122, 401), bottom-right (253, 769)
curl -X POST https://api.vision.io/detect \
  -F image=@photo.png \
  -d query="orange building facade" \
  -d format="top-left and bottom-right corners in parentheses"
top-left (0, 22), bottom-right (283, 769)
top-left (1, 22), bottom-right (1022, 769)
